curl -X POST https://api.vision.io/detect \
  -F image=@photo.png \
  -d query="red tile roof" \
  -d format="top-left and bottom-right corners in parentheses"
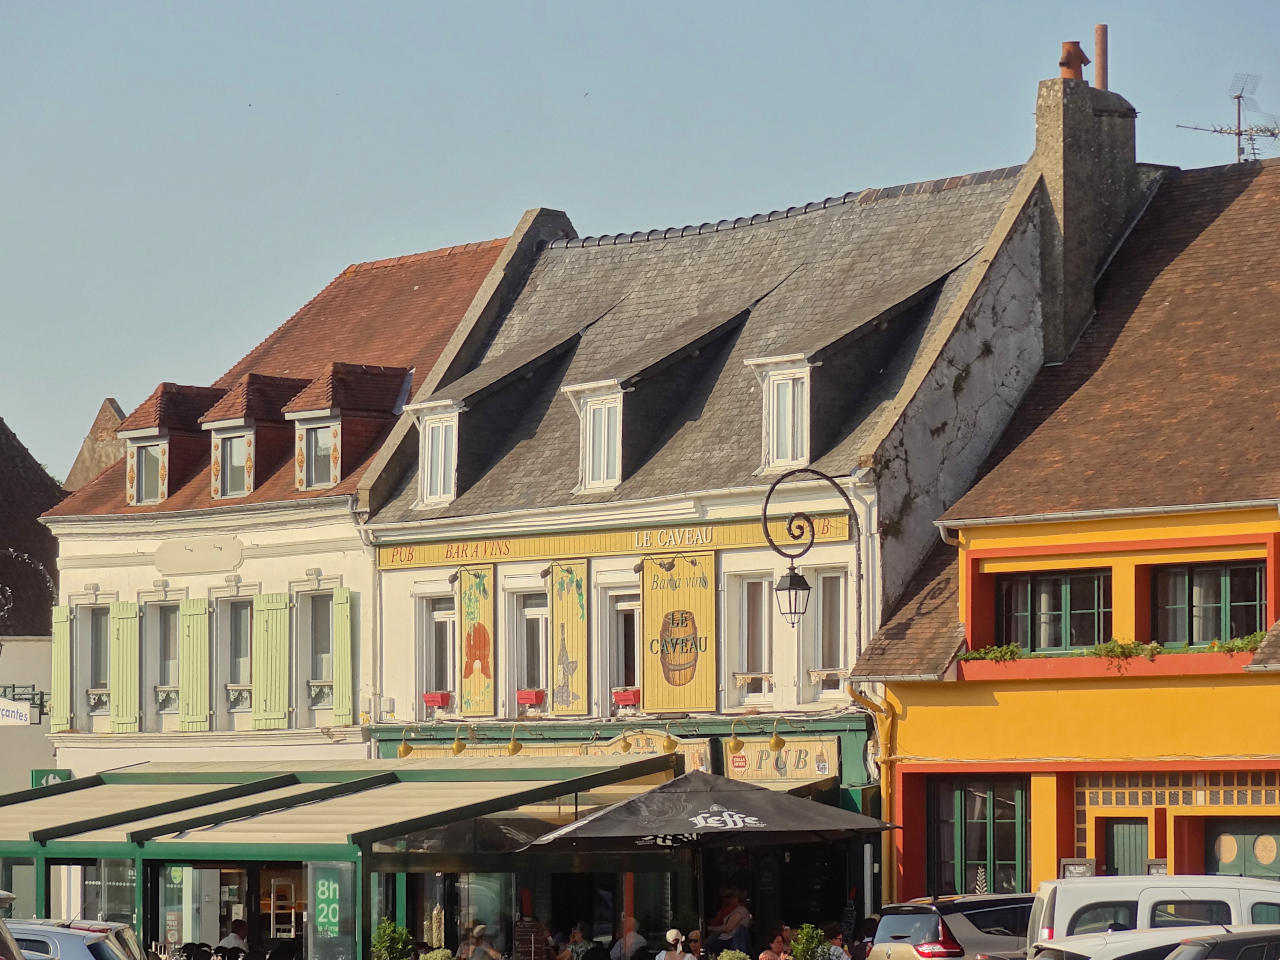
top-left (217, 239), bottom-right (506, 394)
top-left (0, 418), bottom-right (66, 635)
top-left (200, 374), bottom-right (310, 425)
top-left (281, 363), bottom-right (410, 416)
top-left (945, 160), bottom-right (1280, 521)
top-left (47, 238), bottom-right (505, 519)
top-left (117, 383), bottom-right (227, 433)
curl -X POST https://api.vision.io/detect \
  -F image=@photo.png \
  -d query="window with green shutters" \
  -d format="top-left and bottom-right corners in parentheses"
top-left (108, 602), bottom-right (140, 733)
top-left (50, 606), bottom-right (71, 732)
top-left (252, 593), bottom-right (291, 730)
top-left (929, 777), bottom-right (1030, 895)
top-left (998, 569), bottom-right (1112, 652)
top-left (178, 599), bottom-right (211, 732)
top-left (1153, 561), bottom-right (1266, 647)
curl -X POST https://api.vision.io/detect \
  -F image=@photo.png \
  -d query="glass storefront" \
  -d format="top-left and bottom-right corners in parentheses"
top-left (0, 859), bottom-right (35, 920)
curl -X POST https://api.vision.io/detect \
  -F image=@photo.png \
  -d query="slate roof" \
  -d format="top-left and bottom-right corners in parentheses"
top-left (944, 159), bottom-right (1280, 522)
top-left (47, 239), bottom-right (503, 519)
top-left (0, 418), bottom-right (65, 635)
top-left (377, 167), bottom-right (1024, 522)
top-left (847, 542), bottom-right (963, 681)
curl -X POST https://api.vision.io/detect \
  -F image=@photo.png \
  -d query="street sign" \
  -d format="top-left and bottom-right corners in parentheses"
top-left (0, 698), bottom-right (33, 725)
top-left (31, 769), bottom-right (73, 788)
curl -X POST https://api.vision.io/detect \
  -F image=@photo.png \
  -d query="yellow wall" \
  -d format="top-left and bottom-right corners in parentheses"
top-left (889, 674), bottom-right (1280, 763)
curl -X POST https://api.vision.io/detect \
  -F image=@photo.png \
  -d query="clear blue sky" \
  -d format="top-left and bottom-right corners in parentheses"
top-left (3, 0), bottom-right (1277, 480)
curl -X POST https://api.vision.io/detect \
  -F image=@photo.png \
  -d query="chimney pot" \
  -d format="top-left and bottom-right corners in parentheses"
top-left (1094, 24), bottom-right (1109, 90)
top-left (1058, 40), bottom-right (1091, 81)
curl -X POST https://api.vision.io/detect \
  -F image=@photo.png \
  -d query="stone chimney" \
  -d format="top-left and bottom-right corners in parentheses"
top-left (1034, 73), bottom-right (1141, 363)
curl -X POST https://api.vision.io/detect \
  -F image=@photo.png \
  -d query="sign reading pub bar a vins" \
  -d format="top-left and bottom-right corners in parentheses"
top-left (641, 551), bottom-right (716, 713)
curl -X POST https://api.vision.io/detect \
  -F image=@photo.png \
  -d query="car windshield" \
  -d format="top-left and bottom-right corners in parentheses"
top-left (875, 913), bottom-right (941, 945)
top-left (1164, 946), bottom-right (1211, 960)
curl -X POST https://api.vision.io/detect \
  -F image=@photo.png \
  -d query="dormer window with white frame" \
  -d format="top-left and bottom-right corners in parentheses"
top-left (746, 356), bottom-right (812, 472)
top-left (562, 381), bottom-right (623, 493)
top-left (285, 414), bottom-right (341, 491)
top-left (411, 401), bottom-right (462, 506)
top-left (204, 423), bottom-right (255, 500)
top-left (120, 433), bottom-right (170, 505)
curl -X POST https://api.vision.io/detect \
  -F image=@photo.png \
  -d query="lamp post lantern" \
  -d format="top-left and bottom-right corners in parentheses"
top-left (760, 467), bottom-right (861, 634)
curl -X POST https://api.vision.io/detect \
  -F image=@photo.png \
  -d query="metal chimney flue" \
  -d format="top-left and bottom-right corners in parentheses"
top-left (1095, 24), bottom-right (1109, 90)
top-left (1059, 40), bottom-right (1091, 82)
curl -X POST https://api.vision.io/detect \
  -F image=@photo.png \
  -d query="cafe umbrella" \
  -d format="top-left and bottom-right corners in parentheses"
top-left (525, 769), bottom-right (896, 932)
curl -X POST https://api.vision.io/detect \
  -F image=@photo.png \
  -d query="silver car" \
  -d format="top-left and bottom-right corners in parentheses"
top-left (13, 924), bottom-right (142, 960)
top-left (6, 924), bottom-right (129, 960)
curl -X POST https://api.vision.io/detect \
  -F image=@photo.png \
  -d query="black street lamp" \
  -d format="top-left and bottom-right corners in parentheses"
top-left (761, 467), bottom-right (861, 630)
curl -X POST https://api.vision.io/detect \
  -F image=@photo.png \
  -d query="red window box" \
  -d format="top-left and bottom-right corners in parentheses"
top-left (611, 688), bottom-right (641, 706)
top-left (421, 692), bottom-right (452, 708)
top-left (516, 689), bottom-right (546, 706)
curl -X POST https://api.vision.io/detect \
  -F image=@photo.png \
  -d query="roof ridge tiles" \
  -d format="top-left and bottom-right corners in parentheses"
top-left (546, 164), bottom-right (1025, 249)
top-left (342, 237), bottom-right (508, 275)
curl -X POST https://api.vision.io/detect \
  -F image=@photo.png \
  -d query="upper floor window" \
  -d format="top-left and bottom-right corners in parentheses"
top-left (998, 569), bottom-right (1112, 652)
top-left (224, 599), bottom-right (253, 715)
top-left (584, 396), bottom-right (621, 490)
top-left (608, 592), bottom-right (641, 698)
top-left (417, 596), bottom-right (456, 714)
top-left (304, 593), bottom-right (334, 710)
top-left (304, 424), bottom-right (336, 489)
top-left (1154, 561), bottom-right (1265, 647)
top-left (79, 606), bottom-right (111, 715)
top-left (735, 576), bottom-right (774, 698)
top-left (151, 604), bottom-right (180, 720)
top-left (746, 357), bottom-right (811, 472)
top-left (135, 443), bottom-right (165, 504)
top-left (811, 570), bottom-right (847, 691)
top-left (422, 414), bottom-right (458, 503)
top-left (517, 593), bottom-right (549, 693)
top-left (220, 434), bottom-right (250, 497)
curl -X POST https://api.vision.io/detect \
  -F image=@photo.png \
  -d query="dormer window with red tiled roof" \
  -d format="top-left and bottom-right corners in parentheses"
top-left (118, 383), bottom-right (226, 506)
top-left (200, 373), bottom-right (309, 500)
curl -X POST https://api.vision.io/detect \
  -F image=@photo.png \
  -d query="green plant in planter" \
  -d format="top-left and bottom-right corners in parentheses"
top-left (1208, 632), bottom-right (1264, 653)
top-left (422, 950), bottom-right (454, 960)
top-left (718, 951), bottom-right (751, 960)
top-left (789, 924), bottom-right (832, 960)
top-left (372, 917), bottom-right (416, 960)
top-left (1090, 639), bottom-right (1162, 670)
top-left (957, 643), bottom-right (1022, 662)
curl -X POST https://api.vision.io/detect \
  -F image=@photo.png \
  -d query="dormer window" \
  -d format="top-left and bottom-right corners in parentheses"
top-left (415, 402), bottom-right (461, 505)
top-left (220, 435), bottom-right (250, 497)
top-left (122, 437), bottom-right (169, 505)
top-left (746, 357), bottom-right (811, 472)
top-left (562, 381), bottom-right (623, 493)
top-left (303, 424), bottom-right (338, 489)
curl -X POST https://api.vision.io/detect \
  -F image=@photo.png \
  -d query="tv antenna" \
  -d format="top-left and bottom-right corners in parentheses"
top-left (1177, 73), bottom-right (1280, 162)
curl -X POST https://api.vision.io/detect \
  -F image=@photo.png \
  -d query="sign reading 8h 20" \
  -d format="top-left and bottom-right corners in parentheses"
top-left (641, 552), bottom-right (715, 713)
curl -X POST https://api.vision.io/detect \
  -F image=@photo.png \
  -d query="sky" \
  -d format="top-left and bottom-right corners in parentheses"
top-left (3, 0), bottom-right (1278, 481)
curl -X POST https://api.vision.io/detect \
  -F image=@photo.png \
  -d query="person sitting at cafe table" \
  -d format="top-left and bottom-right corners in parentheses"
top-left (655, 929), bottom-right (692, 960)
top-left (684, 931), bottom-right (703, 959)
top-left (610, 917), bottom-right (646, 960)
top-left (759, 929), bottom-right (791, 960)
top-left (460, 925), bottom-right (501, 960)
top-left (707, 889), bottom-right (752, 952)
top-left (823, 924), bottom-right (850, 960)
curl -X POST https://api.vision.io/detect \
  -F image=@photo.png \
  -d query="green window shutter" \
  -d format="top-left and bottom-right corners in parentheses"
top-left (178, 599), bottom-right (211, 732)
top-left (108, 601), bottom-right (140, 733)
top-left (51, 605), bottom-right (72, 732)
top-left (252, 593), bottom-right (291, 730)
top-left (332, 588), bottom-right (354, 726)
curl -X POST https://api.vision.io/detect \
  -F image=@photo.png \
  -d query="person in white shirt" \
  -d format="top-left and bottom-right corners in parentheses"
top-left (655, 930), bottom-right (692, 960)
top-left (217, 921), bottom-right (249, 953)
top-left (609, 918), bottom-right (646, 960)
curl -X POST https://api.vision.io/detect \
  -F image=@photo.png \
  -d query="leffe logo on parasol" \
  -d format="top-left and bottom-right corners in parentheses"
top-left (687, 803), bottom-right (766, 830)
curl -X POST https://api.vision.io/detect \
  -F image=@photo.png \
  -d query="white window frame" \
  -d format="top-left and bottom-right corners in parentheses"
top-left (745, 357), bottom-right (813, 472)
top-left (562, 381), bottom-right (624, 493)
top-left (608, 592), bottom-right (641, 703)
top-left (296, 590), bottom-right (335, 716)
top-left (416, 594), bottom-right (457, 718)
top-left (142, 603), bottom-right (182, 728)
top-left (75, 605), bottom-right (112, 719)
top-left (218, 432), bottom-right (252, 498)
top-left (515, 592), bottom-right (550, 697)
top-left (415, 403), bottom-right (462, 505)
top-left (218, 597), bottom-right (255, 722)
top-left (286, 413), bottom-right (341, 491)
top-left (732, 574), bottom-right (775, 705)
top-left (806, 568), bottom-right (848, 700)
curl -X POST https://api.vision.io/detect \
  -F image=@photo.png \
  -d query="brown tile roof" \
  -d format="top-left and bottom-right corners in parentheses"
top-left (944, 160), bottom-right (1280, 522)
top-left (48, 239), bottom-right (503, 519)
top-left (0, 418), bottom-right (66, 635)
top-left (217, 239), bottom-right (506, 394)
top-left (200, 374), bottom-right (309, 425)
top-left (281, 363), bottom-right (410, 416)
top-left (848, 542), bottom-right (963, 680)
top-left (117, 383), bottom-right (227, 433)
top-left (1251, 619), bottom-right (1280, 669)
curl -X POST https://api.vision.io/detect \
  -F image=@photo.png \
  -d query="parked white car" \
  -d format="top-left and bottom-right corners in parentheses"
top-left (1027, 876), bottom-right (1280, 954)
top-left (1031, 925), bottom-right (1280, 960)
top-left (13, 924), bottom-right (142, 960)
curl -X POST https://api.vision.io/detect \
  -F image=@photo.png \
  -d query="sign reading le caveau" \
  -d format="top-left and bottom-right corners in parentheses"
top-left (378, 515), bottom-right (849, 570)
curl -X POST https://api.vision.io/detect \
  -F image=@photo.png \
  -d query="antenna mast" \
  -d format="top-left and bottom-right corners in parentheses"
top-left (1178, 73), bottom-right (1280, 162)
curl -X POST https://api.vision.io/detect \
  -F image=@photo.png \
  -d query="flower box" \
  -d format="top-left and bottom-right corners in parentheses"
top-left (956, 650), bottom-right (1254, 682)
top-left (421, 692), bottom-right (452, 708)
top-left (516, 688), bottom-right (546, 706)
top-left (611, 687), bottom-right (642, 706)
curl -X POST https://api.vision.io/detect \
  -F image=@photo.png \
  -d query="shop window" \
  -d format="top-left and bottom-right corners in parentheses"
top-left (220, 434), bottom-right (250, 497)
top-left (76, 606), bottom-right (111, 718)
top-left (144, 603), bottom-right (180, 728)
top-left (998, 569), bottom-right (1111, 652)
top-left (418, 595), bottom-right (456, 715)
top-left (734, 577), bottom-right (774, 699)
top-left (1153, 561), bottom-right (1266, 647)
top-left (609, 593), bottom-right (641, 697)
top-left (302, 593), bottom-right (334, 711)
top-left (517, 593), bottom-right (549, 695)
top-left (223, 599), bottom-right (253, 717)
top-left (929, 777), bottom-right (1029, 895)
top-left (0, 858), bottom-right (36, 920)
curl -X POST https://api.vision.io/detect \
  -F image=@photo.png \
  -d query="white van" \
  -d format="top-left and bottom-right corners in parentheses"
top-left (1027, 876), bottom-right (1280, 954)
top-left (1032, 925), bottom-right (1280, 960)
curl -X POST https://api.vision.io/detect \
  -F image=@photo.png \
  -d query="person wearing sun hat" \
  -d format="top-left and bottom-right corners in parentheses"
top-left (655, 930), bottom-right (692, 960)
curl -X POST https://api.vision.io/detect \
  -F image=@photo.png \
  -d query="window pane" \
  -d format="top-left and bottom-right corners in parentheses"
top-left (138, 445), bottom-right (161, 501)
top-left (311, 595), bottom-right (332, 681)
top-left (772, 379), bottom-right (792, 462)
top-left (521, 594), bottom-right (548, 689)
top-left (819, 574), bottom-right (843, 670)
top-left (1230, 564), bottom-right (1260, 604)
top-left (441, 420), bottom-right (455, 495)
top-left (1191, 567), bottom-right (1223, 645)
top-left (792, 377), bottom-right (806, 460)
top-left (1150, 900), bottom-right (1230, 927)
top-left (229, 601), bottom-right (252, 685)
top-left (307, 427), bottom-right (333, 486)
top-left (1000, 576), bottom-right (1031, 648)
top-left (589, 405), bottom-right (605, 483)
top-left (158, 606), bottom-right (179, 686)
top-left (745, 580), bottom-right (770, 672)
top-left (1034, 576), bottom-right (1064, 650)
top-left (605, 402), bottom-right (619, 482)
top-left (90, 608), bottom-right (110, 688)
top-left (222, 435), bottom-right (247, 496)
top-left (427, 423), bottom-right (443, 498)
